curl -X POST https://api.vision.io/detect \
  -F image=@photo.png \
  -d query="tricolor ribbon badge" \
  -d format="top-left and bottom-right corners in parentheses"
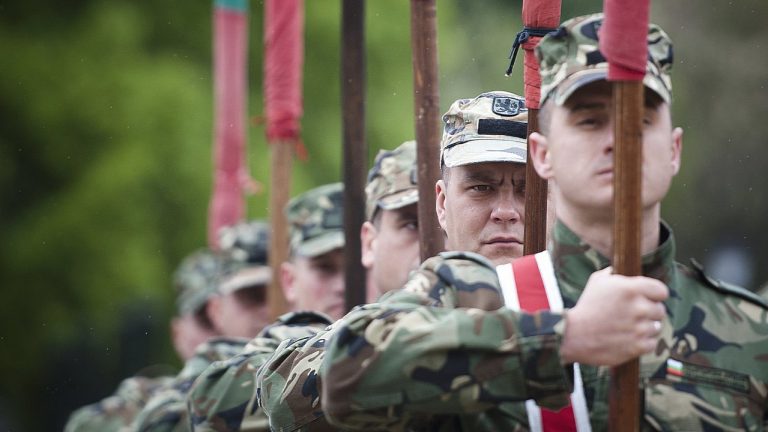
top-left (666, 358), bottom-right (684, 380)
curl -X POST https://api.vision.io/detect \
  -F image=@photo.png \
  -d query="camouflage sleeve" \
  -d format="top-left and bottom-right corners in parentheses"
top-left (130, 338), bottom-right (249, 432)
top-left (186, 312), bottom-right (332, 432)
top-left (63, 375), bottom-right (172, 432)
top-left (319, 252), bottom-right (573, 430)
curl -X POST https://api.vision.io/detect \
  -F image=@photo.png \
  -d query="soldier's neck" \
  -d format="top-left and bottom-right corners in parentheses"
top-left (557, 205), bottom-right (661, 259)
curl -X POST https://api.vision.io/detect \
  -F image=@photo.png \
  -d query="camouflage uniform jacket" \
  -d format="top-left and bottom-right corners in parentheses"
top-left (129, 337), bottom-right (249, 432)
top-left (258, 252), bottom-right (570, 431)
top-left (64, 375), bottom-right (173, 432)
top-left (187, 311), bottom-right (332, 432)
top-left (321, 221), bottom-right (768, 431)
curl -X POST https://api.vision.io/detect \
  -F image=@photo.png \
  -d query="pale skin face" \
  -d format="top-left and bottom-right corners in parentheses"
top-left (170, 313), bottom-right (218, 361)
top-left (361, 203), bottom-right (420, 299)
top-left (207, 285), bottom-right (272, 339)
top-left (435, 162), bottom-right (527, 266)
top-left (281, 248), bottom-right (345, 320)
top-left (529, 81), bottom-right (683, 256)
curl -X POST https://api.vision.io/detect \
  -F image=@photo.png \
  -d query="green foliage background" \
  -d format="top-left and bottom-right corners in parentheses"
top-left (1, 1), bottom-right (766, 430)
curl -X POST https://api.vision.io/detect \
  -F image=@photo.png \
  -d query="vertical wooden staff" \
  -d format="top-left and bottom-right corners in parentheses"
top-left (268, 144), bottom-right (292, 321)
top-left (410, 0), bottom-right (444, 261)
top-left (602, 0), bottom-right (649, 428)
top-left (519, 0), bottom-right (561, 255)
top-left (609, 80), bottom-right (644, 431)
top-left (341, 0), bottom-right (368, 311)
top-left (264, 0), bottom-right (304, 321)
top-left (523, 111), bottom-right (548, 254)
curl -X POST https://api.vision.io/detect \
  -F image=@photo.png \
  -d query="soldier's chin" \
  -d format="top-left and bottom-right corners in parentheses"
top-left (481, 244), bottom-right (524, 266)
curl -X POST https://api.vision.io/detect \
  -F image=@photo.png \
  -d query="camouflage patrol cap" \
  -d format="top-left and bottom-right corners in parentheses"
top-left (440, 91), bottom-right (528, 168)
top-left (174, 249), bottom-right (224, 316)
top-left (217, 220), bottom-right (271, 295)
top-left (365, 140), bottom-right (418, 221)
top-left (286, 182), bottom-right (344, 257)
top-left (536, 13), bottom-right (674, 106)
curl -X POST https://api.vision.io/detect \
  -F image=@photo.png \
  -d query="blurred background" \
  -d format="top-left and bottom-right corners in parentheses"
top-left (1, 0), bottom-right (766, 430)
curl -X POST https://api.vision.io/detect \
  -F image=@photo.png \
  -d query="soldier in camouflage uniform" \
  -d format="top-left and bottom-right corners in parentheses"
top-left (186, 183), bottom-right (350, 431)
top-left (63, 248), bottom-right (227, 432)
top-left (361, 140), bottom-right (421, 298)
top-left (318, 13), bottom-right (768, 431)
top-left (129, 221), bottom-right (276, 431)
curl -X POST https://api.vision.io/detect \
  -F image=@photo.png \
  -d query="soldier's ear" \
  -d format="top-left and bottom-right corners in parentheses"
top-left (360, 221), bottom-right (377, 269)
top-left (529, 132), bottom-right (553, 179)
top-left (671, 127), bottom-right (683, 175)
top-left (435, 179), bottom-right (448, 232)
top-left (280, 261), bottom-right (297, 303)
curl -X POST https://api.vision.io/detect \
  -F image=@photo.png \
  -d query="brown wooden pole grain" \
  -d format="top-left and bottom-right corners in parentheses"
top-left (268, 142), bottom-right (293, 321)
top-left (341, 0), bottom-right (368, 311)
top-left (410, 0), bottom-right (444, 261)
top-left (523, 109), bottom-right (549, 255)
top-left (608, 80), bottom-right (644, 432)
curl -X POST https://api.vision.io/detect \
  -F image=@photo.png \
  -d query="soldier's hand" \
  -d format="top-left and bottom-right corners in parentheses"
top-left (559, 267), bottom-right (668, 366)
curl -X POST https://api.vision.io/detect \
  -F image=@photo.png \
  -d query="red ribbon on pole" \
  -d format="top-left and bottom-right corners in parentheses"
top-left (521, 0), bottom-right (561, 109)
top-left (264, 0), bottom-right (304, 144)
top-left (208, 0), bottom-right (249, 249)
top-left (601, 0), bottom-right (649, 82)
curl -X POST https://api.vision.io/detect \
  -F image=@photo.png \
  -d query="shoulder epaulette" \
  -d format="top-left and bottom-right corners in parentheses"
top-left (275, 310), bottom-right (333, 326)
top-left (688, 258), bottom-right (768, 309)
top-left (437, 250), bottom-right (496, 270)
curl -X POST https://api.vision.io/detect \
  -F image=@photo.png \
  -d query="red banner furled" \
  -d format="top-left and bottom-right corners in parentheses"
top-left (601, 0), bottom-right (649, 81)
top-left (521, 0), bottom-right (560, 109)
top-left (264, 0), bottom-right (304, 143)
top-left (208, 0), bottom-right (249, 249)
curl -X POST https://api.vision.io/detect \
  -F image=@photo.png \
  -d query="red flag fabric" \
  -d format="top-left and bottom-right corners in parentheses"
top-left (521, 0), bottom-right (561, 109)
top-left (208, 0), bottom-right (249, 249)
top-left (600, 0), bottom-right (649, 81)
top-left (264, 0), bottom-right (304, 143)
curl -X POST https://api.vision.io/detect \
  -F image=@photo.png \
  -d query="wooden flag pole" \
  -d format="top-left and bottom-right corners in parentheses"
top-left (341, 0), bottom-right (368, 311)
top-left (608, 80), bottom-right (644, 432)
top-left (410, 0), bottom-right (444, 261)
top-left (267, 143), bottom-right (293, 321)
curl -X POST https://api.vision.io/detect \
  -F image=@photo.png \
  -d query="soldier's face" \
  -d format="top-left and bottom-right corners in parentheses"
top-left (436, 162), bottom-right (526, 266)
top-left (530, 81), bottom-right (682, 218)
top-left (361, 203), bottom-right (420, 299)
top-left (208, 286), bottom-right (271, 339)
top-left (282, 248), bottom-right (345, 320)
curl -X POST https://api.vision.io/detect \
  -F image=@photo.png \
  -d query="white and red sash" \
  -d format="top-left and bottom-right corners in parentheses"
top-left (496, 251), bottom-right (591, 432)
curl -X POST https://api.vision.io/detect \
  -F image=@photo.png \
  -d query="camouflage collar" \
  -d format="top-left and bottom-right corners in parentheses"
top-left (549, 220), bottom-right (678, 302)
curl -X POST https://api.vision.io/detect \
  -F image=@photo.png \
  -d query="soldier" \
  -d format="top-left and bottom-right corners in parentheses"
top-left (524, 13), bottom-right (768, 429)
top-left (279, 182), bottom-right (347, 321)
top-left (129, 221), bottom-right (275, 431)
top-left (361, 140), bottom-right (421, 298)
top-left (322, 14), bottom-right (768, 431)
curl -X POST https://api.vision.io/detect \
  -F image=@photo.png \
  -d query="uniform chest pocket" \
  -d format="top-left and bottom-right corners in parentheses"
top-left (644, 358), bottom-right (767, 431)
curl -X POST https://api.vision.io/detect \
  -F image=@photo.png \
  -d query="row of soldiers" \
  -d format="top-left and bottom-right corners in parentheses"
top-left (66, 13), bottom-right (768, 431)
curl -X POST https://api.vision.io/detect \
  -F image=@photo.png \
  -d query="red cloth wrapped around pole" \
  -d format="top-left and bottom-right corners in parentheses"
top-left (601, 0), bottom-right (649, 81)
top-left (208, 0), bottom-right (249, 249)
top-left (264, 0), bottom-right (304, 143)
top-left (521, 0), bottom-right (560, 109)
